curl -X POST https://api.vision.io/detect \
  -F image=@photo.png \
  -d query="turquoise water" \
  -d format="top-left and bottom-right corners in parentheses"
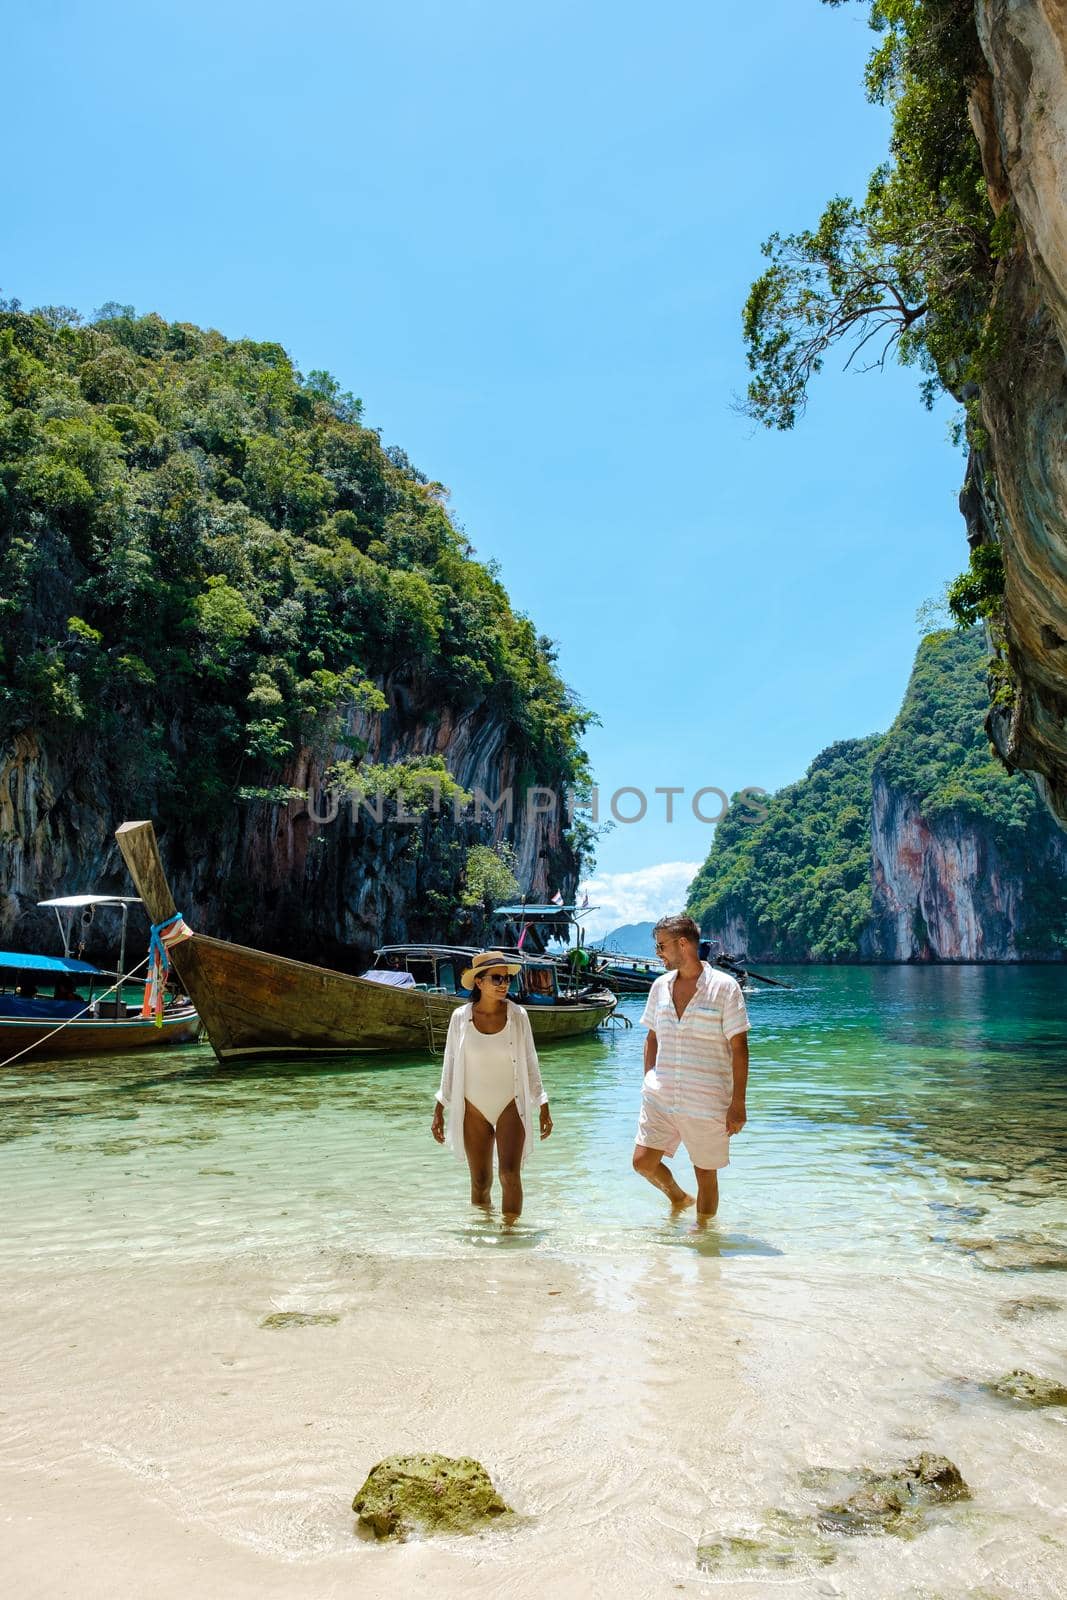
top-left (2, 964), bottom-right (1066, 1268)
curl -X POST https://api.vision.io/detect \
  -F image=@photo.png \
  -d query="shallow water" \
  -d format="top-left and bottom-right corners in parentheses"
top-left (3, 965), bottom-right (1066, 1268)
top-left (3, 965), bottom-right (1067, 1596)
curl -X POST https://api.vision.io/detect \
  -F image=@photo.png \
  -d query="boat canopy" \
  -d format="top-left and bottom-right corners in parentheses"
top-left (0, 951), bottom-right (105, 975)
top-left (38, 895), bottom-right (142, 910)
top-left (374, 943), bottom-right (559, 969)
top-left (495, 904), bottom-right (580, 917)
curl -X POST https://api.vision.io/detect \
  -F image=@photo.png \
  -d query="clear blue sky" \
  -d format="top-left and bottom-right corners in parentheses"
top-left (3, 0), bottom-right (965, 924)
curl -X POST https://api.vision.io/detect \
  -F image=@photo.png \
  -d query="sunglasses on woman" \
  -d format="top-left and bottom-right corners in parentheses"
top-left (484, 973), bottom-right (510, 985)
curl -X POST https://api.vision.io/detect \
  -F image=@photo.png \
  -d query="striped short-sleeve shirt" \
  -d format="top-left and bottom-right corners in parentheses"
top-left (640, 962), bottom-right (749, 1119)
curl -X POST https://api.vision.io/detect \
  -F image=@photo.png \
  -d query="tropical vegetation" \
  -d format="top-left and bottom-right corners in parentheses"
top-left (741, 0), bottom-right (1007, 624)
top-left (0, 299), bottom-right (593, 838)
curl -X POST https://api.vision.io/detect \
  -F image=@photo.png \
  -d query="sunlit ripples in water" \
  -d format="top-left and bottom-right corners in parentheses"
top-left (2, 966), bottom-right (1067, 1270)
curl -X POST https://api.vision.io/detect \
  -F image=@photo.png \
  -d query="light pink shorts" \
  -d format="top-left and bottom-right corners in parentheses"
top-left (636, 1096), bottom-right (730, 1171)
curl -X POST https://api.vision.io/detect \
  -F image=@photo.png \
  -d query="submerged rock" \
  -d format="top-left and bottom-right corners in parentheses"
top-left (697, 1454), bottom-right (969, 1571)
top-left (984, 1370), bottom-right (1067, 1408)
top-left (928, 1201), bottom-right (988, 1223)
top-left (949, 1233), bottom-right (1067, 1272)
top-left (696, 1517), bottom-right (837, 1574)
top-left (814, 1454), bottom-right (969, 1536)
top-left (999, 1295), bottom-right (1063, 1322)
top-left (260, 1311), bottom-right (340, 1329)
top-left (352, 1453), bottom-right (511, 1540)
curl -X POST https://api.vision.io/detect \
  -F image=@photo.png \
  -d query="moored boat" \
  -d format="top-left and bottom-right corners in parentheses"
top-left (368, 944), bottom-right (617, 1044)
top-left (115, 821), bottom-right (618, 1061)
top-left (0, 893), bottom-right (200, 1059)
top-left (584, 949), bottom-right (666, 994)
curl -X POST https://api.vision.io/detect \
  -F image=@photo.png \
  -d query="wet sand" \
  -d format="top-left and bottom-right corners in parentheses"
top-left (4, 1239), bottom-right (1067, 1598)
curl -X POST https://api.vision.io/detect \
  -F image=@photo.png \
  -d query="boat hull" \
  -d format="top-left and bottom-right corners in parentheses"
top-left (596, 969), bottom-right (656, 994)
top-left (165, 933), bottom-right (613, 1059)
top-left (0, 1008), bottom-right (200, 1059)
top-left (116, 822), bottom-right (615, 1062)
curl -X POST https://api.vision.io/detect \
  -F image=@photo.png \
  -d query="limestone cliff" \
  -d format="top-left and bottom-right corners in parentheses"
top-left (866, 764), bottom-right (1067, 960)
top-left (0, 674), bottom-right (576, 969)
top-left (688, 631), bottom-right (1067, 962)
top-left (967, 1), bottom-right (1067, 824)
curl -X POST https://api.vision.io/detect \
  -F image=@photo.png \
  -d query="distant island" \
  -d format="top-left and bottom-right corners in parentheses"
top-left (688, 629), bottom-right (1067, 962)
top-left (595, 922), bottom-right (657, 959)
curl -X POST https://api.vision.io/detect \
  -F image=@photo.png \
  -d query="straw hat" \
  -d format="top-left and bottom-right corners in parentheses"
top-left (461, 949), bottom-right (521, 990)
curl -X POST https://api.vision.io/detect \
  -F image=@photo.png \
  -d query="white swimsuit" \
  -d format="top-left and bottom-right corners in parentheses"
top-left (464, 1015), bottom-right (516, 1125)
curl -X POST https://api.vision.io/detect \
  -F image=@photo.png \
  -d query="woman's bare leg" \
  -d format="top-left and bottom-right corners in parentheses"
top-left (495, 1100), bottom-right (525, 1221)
top-left (463, 1100), bottom-right (495, 1207)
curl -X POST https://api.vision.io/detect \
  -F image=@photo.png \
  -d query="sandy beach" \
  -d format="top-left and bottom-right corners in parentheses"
top-left (4, 1240), bottom-right (1067, 1599)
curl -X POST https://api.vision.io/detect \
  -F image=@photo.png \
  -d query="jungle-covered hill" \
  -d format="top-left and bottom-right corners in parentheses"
top-left (687, 629), bottom-right (1067, 962)
top-left (0, 299), bottom-right (590, 822)
top-left (0, 298), bottom-right (593, 957)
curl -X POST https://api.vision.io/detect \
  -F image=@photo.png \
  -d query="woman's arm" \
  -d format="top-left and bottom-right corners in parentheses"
top-left (431, 1011), bottom-right (459, 1142)
top-left (518, 1007), bottom-right (552, 1138)
top-left (519, 1007), bottom-right (548, 1104)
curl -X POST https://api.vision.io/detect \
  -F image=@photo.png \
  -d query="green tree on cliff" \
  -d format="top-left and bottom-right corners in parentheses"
top-left (741, 0), bottom-right (1005, 619)
top-left (0, 301), bottom-right (593, 839)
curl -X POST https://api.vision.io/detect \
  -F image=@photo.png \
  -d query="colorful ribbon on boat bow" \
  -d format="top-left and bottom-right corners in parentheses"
top-left (141, 912), bottom-right (194, 1026)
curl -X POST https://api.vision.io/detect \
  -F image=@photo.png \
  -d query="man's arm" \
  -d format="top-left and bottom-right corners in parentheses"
top-left (726, 1032), bottom-right (748, 1134)
top-left (644, 1028), bottom-right (657, 1075)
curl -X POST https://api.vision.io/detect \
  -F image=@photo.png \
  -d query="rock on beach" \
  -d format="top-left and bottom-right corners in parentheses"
top-left (984, 1370), bottom-right (1067, 1407)
top-left (352, 1453), bottom-right (512, 1540)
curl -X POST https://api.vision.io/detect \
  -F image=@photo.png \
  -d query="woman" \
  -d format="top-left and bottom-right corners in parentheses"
top-left (430, 949), bottom-right (553, 1220)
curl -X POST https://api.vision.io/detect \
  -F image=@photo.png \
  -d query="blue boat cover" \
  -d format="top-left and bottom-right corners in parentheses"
top-left (0, 997), bottom-right (87, 1019)
top-left (0, 951), bottom-right (104, 975)
top-left (360, 969), bottom-right (416, 988)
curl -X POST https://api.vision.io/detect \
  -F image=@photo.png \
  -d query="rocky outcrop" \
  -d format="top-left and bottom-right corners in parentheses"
top-left (983, 1370), bottom-right (1067, 1408)
top-left (0, 673), bottom-right (577, 967)
top-left (968, 2), bottom-right (1067, 825)
top-left (866, 764), bottom-right (1067, 960)
top-left (697, 1454), bottom-right (970, 1574)
top-left (352, 1454), bottom-right (511, 1540)
top-left (691, 632), bottom-right (1067, 962)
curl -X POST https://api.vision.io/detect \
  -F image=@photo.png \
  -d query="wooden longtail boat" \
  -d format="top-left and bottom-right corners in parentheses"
top-left (115, 821), bottom-right (618, 1061)
top-left (0, 893), bottom-right (199, 1059)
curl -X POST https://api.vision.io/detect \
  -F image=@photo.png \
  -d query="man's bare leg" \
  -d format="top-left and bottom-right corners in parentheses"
top-left (633, 1144), bottom-right (694, 1208)
top-left (463, 1101), bottom-right (495, 1207)
top-left (693, 1166), bottom-right (719, 1221)
top-left (495, 1100), bottom-right (525, 1222)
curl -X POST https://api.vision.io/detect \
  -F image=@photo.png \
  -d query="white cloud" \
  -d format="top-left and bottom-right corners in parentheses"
top-left (575, 861), bottom-right (702, 942)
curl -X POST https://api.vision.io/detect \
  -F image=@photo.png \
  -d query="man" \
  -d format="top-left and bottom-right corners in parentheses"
top-left (632, 914), bottom-right (749, 1220)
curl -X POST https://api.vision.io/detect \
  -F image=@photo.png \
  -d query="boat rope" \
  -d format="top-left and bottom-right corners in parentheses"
top-left (142, 913), bottom-right (195, 1027)
top-left (0, 954), bottom-right (151, 1072)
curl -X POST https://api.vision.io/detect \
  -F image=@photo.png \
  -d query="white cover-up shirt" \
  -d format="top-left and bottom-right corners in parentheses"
top-left (640, 962), bottom-right (749, 1119)
top-left (436, 1000), bottom-right (548, 1165)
